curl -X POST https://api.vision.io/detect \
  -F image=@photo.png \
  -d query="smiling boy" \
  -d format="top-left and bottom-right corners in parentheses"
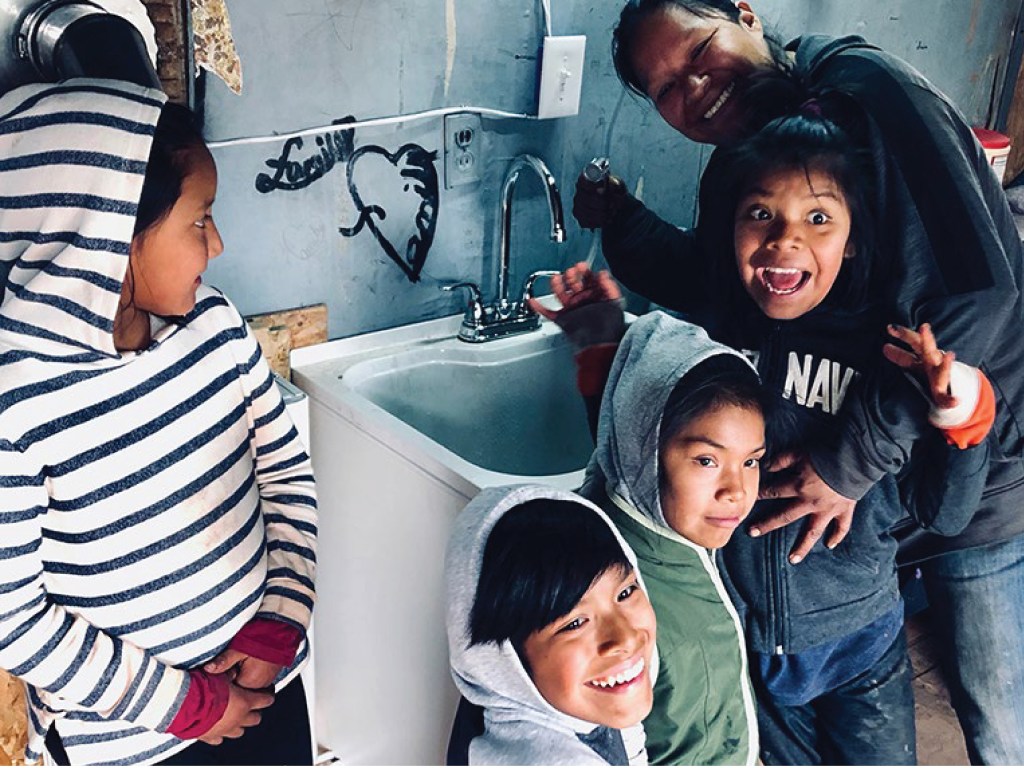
top-left (445, 486), bottom-right (657, 766)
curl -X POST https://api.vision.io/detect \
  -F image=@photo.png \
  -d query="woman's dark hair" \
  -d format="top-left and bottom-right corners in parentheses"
top-left (712, 109), bottom-right (876, 308)
top-left (658, 353), bottom-right (768, 474)
top-left (612, 0), bottom-right (791, 102)
top-left (133, 102), bottom-right (207, 238)
top-left (469, 498), bottom-right (631, 657)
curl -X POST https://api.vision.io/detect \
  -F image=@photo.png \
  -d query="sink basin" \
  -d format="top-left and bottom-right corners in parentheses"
top-left (290, 313), bottom-right (595, 765)
top-left (293, 313), bottom-right (593, 494)
top-left (343, 330), bottom-right (592, 478)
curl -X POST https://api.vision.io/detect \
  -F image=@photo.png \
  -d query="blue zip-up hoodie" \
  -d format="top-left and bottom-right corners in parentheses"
top-left (600, 187), bottom-right (989, 654)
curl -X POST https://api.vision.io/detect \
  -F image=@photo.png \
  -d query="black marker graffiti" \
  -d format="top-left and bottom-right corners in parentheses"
top-left (339, 144), bottom-right (439, 283)
top-left (255, 118), bottom-right (355, 193)
top-left (255, 117), bottom-right (439, 284)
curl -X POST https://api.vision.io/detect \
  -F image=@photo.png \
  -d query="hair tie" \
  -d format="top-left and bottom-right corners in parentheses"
top-left (800, 99), bottom-right (823, 117)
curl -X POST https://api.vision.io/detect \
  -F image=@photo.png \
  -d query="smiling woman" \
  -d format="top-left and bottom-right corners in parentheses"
top-left (611, 0), bottom-right (790, 143)
top-left (617, 2), bottom-right (774, 143)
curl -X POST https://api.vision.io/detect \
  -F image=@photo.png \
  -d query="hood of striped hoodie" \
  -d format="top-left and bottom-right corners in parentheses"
top-left (0, 79), bottom-right (167, 359)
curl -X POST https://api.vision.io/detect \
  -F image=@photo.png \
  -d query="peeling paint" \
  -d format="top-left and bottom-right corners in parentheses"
top-left (445, 0), bottom-right (456, 99)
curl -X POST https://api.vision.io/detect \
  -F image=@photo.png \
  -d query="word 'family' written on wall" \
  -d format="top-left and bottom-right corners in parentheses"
top-left (255, 118), bottom-right (439, 283)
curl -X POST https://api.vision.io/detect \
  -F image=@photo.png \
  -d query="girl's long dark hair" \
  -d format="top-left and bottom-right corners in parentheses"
top-left (134, 102), bottom-right (206, 238)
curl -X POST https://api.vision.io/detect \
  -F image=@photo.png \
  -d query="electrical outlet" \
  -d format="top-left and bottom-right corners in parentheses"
top-left (444, 112), bottom-right (482, 188)
top-left (537, 35), bottom-right (586, 119)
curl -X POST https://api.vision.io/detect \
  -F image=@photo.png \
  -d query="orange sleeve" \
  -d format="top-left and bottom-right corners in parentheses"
top-left (942, 371), bottom-right (996, 449)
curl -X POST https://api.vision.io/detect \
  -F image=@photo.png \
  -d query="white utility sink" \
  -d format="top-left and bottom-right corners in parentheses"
top-left (291, 313), bottom-right (593, 765)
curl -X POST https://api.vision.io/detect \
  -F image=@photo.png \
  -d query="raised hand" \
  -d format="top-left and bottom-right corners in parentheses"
top-left (883, 322), bottom-right (957, 409)
top-left (572, 172), bottom-right (628, 230)
top-left (527, 262), bottom-right (625, 352)
top-left (527, 262), bottom-right (622, 319)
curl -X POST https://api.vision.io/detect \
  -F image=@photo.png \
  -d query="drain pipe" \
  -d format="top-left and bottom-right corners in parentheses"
top-left (19, 0), bottom-right (159, 87)
top-left (0, 0), bottom-right (160, 95)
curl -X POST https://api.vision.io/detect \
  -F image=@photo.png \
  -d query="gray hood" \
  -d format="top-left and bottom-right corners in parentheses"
top-left (445, 484), bottom-right (651, 765)
top-left (591, 312), bottom-right (757, 530)
top-left (0, 79), bottom-right (166, 360)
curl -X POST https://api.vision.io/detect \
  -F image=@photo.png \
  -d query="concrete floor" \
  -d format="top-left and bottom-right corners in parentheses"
top-left (908, 610), bottom-right (971, 766)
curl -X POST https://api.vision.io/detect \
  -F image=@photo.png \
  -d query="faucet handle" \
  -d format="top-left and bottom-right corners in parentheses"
top-left (442, 281), bottom-right (484, 324)
top-left (520, 270), bottom-right (559, 307)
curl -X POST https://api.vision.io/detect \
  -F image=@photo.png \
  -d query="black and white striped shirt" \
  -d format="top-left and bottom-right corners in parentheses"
top-left (0, 80), bottom-right (317, 765)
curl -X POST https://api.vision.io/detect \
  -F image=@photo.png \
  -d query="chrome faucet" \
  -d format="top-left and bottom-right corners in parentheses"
top-left (443, 154), bottom-right (565, 343)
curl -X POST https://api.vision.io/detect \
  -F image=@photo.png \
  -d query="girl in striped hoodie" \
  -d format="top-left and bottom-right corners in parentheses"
top-left (0, 80), bottom-right (317, 765)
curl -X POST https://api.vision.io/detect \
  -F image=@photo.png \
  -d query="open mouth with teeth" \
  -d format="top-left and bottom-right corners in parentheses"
top-left (587, 657), bottom-right (646, 691)
top-left (703, 81), bottom-right (735, 121)
top-left (758, 266), bottom-right (810, 296)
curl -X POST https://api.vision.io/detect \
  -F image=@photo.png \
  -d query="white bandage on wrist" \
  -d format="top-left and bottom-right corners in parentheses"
top-left (929, 360), bottom-right (981, 429)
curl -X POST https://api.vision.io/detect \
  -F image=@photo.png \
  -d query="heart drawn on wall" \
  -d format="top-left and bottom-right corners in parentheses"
top-left (338, 144), bottom-right (440, 283)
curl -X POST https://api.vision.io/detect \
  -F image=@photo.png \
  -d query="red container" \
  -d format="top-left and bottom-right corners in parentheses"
top-left (972, 127), bottom-right (1011, 184)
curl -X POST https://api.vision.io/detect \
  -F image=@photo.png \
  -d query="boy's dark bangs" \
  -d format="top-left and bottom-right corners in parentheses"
top-left (469, 499), bottom-right (631, 649)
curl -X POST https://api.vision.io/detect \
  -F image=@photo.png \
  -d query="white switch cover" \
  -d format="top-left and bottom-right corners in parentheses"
top-left (537, 35), bottom-right (586, 119)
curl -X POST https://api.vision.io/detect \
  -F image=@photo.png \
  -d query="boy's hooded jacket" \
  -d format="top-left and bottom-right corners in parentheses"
top-left (446, 484), bottom-right (650, 766)
top-left (0, 81), bottom-right (317, 764)
top-left (582, 312), bottom-right (759, 766)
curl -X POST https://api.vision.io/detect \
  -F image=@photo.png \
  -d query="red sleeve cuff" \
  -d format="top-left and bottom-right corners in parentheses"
top-left (166, 670), bottom-right (229, 740)
top-left (942, 371), bottom-right (996, 449)
top-left (575, 344), bottom-right (620, 398)
top-left (228, 618), bottom-right (304, 667)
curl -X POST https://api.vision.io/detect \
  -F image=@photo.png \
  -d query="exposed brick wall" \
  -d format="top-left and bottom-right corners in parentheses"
top-left (142, 0), bottom-right (189, 104)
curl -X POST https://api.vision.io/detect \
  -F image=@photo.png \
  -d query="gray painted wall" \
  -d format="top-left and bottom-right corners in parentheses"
top-left (202, 0), bottom-right (1019, 339)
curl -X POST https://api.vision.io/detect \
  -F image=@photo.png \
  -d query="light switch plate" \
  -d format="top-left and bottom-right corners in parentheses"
top-left (537, 35), bottom-right (586, 119)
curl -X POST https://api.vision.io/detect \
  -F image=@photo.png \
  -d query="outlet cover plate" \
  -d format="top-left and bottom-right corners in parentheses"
top-left (537, 35), bottom-right (586, 119)
top-left (444, 111), bottom-right (482, 188)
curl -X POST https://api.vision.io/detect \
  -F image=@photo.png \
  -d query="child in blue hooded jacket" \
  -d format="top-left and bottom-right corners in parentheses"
top-left (536, 110), bottom-right (993, 764)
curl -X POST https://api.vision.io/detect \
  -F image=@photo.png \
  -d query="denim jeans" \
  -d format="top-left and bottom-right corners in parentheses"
top-left (755, 629), bottom-right (916, 765)
top-left (921, 531), bottom-right (1024, 766)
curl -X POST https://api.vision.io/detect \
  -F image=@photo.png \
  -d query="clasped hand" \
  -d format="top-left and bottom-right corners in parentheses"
top-left (196, 649), bottom-right (284, 744)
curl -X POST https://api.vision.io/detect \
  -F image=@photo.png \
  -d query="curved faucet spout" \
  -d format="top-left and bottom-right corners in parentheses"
top-left (497, 154), bottom-right (565, 308)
